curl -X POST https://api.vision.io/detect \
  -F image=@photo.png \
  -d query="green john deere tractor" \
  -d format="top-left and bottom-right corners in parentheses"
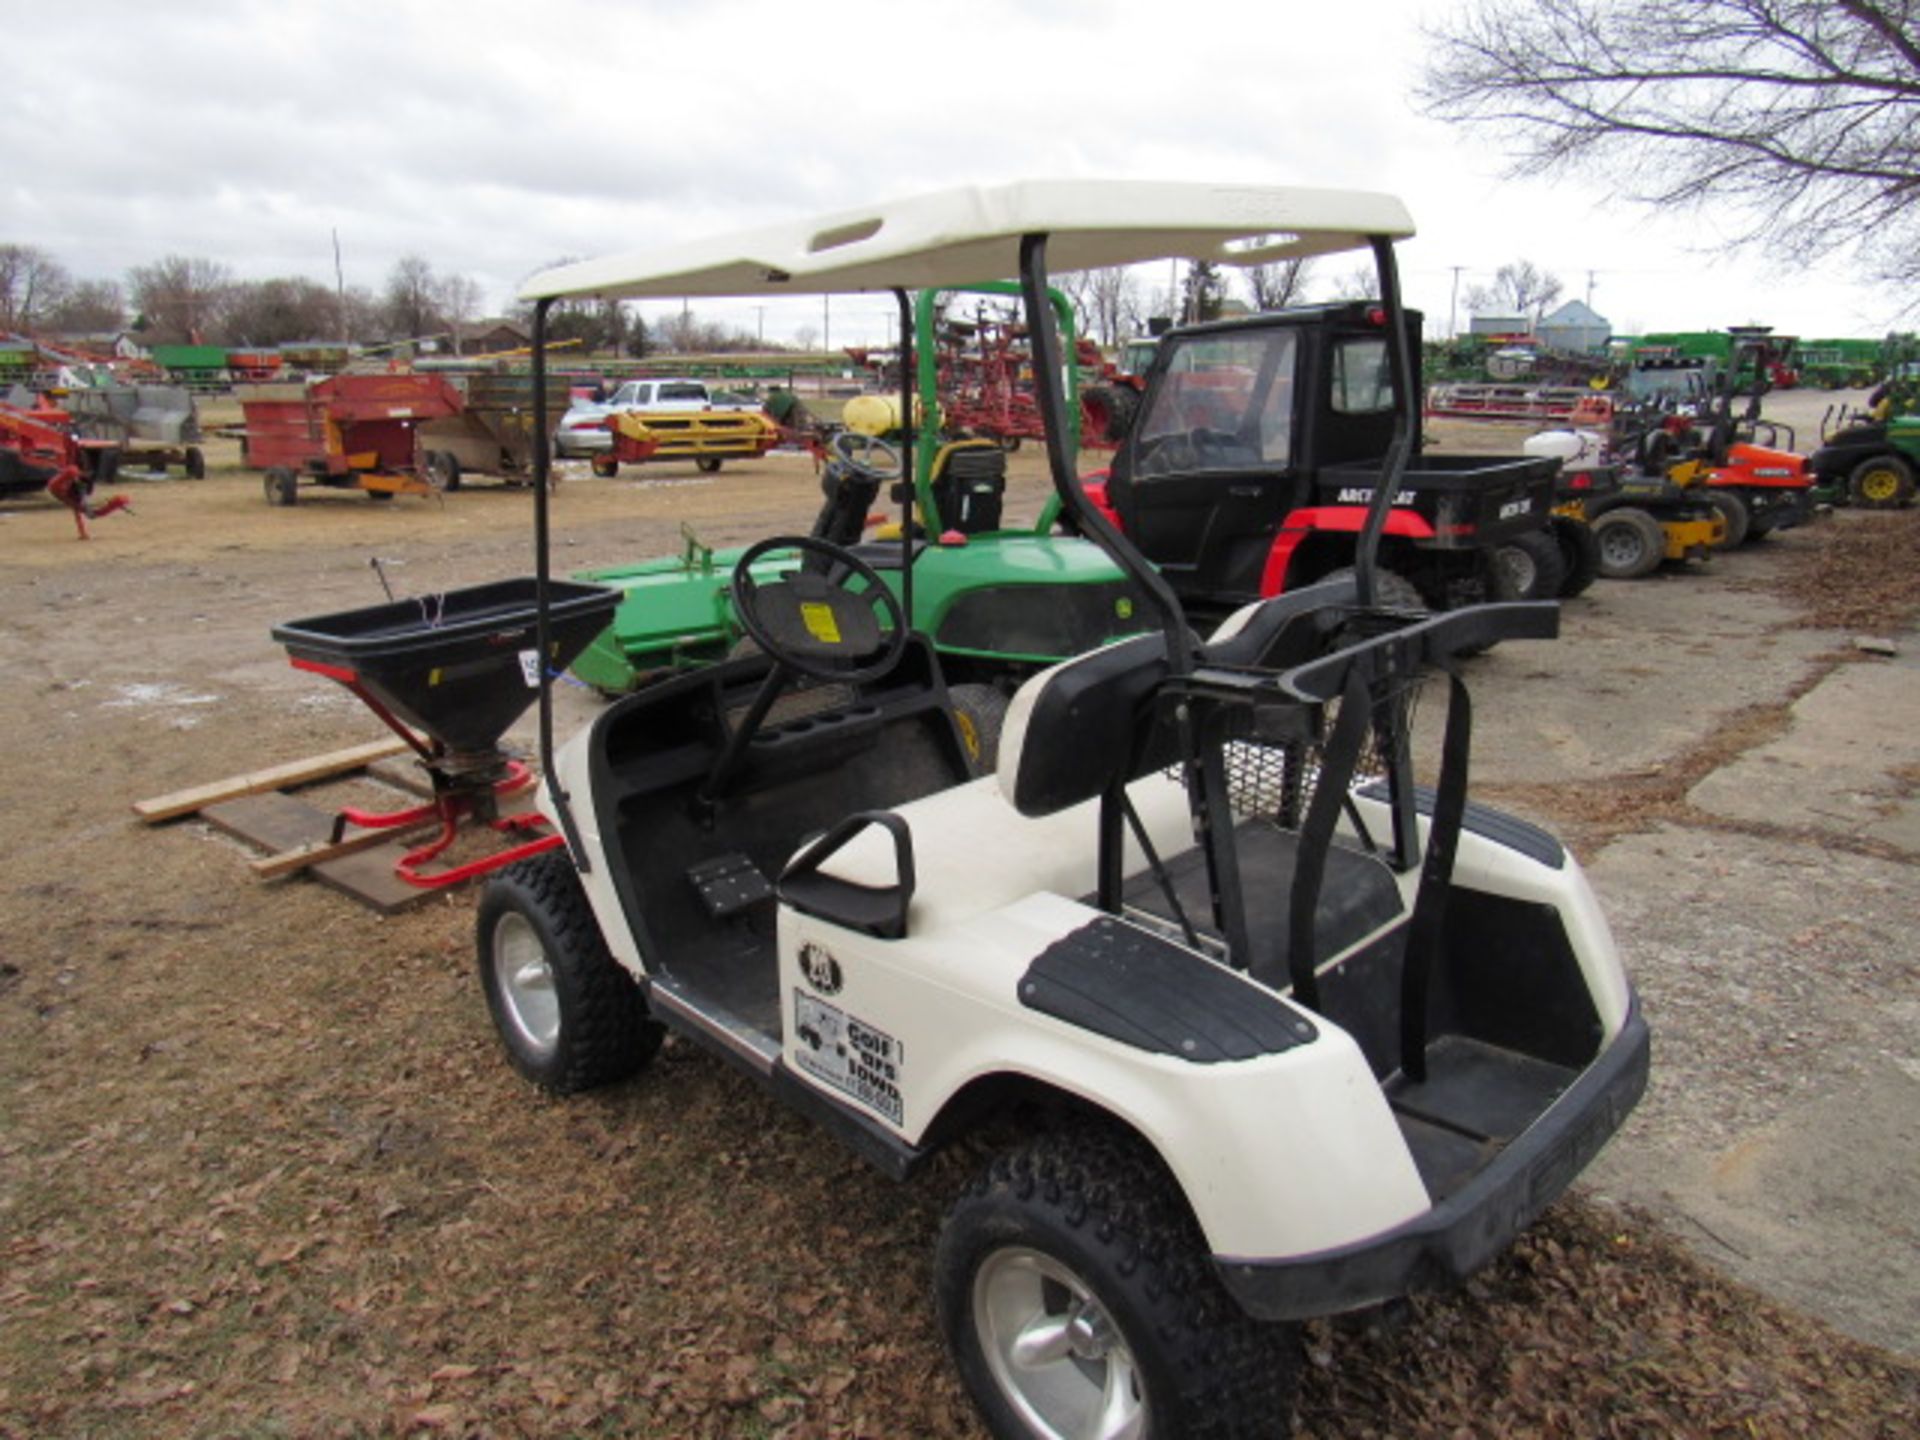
top-left (567, 284), bottom-right (1148, 768)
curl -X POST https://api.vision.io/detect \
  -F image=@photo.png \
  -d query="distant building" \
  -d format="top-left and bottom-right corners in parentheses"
top-left (460, 321), bottom-right (531, 356)
top-left (1470, 313), bottom-right (1531, 339)
top-left (1538, 300), bottom-right (1611, 355)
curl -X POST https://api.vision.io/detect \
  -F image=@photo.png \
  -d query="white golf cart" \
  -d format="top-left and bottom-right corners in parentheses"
top-left (485, 181), bottom-right (1648, 1438)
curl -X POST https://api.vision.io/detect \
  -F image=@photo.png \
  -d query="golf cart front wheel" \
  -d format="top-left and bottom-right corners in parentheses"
top-left (476, 850), bottom-right (662, 1094)
top-left (936, 1129), bottom-right (1300, 1440)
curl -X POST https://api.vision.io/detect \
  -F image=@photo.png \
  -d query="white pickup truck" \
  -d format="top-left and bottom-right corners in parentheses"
top-left (555, 378), bottom-right (759, 459)
top-left (604, 378), bottom-right (756, 412)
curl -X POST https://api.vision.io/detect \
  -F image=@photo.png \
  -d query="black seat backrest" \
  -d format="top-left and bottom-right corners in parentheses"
top-left (998, 579), bottom-right (1366, 818)
top-left (930, 440), bottom-right (1006, 535)
top-left (1201, 576), bottom-right (1358, 669)
top-left (998, 634), bottom-right (1174, 817)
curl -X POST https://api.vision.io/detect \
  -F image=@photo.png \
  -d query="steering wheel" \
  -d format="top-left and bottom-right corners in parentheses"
top-left (730, 535), bottom-right (908, 683)
top-left (832, 430), bottom-right (903, 481)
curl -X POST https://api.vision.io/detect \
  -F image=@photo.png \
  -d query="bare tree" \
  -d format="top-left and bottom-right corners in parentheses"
top-left (45, 279), bottom-right (123, 334)
top-left (219, 277), bottom-right (342, 347)
top-left (1419, 1), bottom-right (1920, 289)
top-left (1083, 266), bottom-right (1143, 345)
top-left (1325, 264), bottom-right (1379, 302)
top-left (437, 273), bottom-right (485, 353)
top-left (383, 255), bottom-right (445, 342)
top-left (0, 244), bottom-right (72, 331)
top-left (129, 255), bottom-right (231, 343)
top-left (793, 323), bottom-right (820, 352)
top-left (1242, 258), bottom-right (1314, 312)
top-left (1465, 259), bottom-right (1564, 327)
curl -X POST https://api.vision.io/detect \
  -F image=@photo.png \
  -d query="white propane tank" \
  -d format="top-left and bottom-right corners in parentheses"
top-left (1524, 428), bottom-right (1606, 470)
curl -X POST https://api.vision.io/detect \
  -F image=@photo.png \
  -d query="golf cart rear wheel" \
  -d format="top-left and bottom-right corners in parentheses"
top-left (949, 683), bottom-right (1010, 776)
top-left (1552, 515), bottom-right (1601, 597)
top-left (477, 850), bottom-right (663, 1094)
top-left (1701, 489), bottom-right (1750, 547)
top-left (1492, 530), bottom-right (1568, 602)
top-left (1850, 453), bottom-right (1914, 509)
top-left (936, 1129), bottom-right (1300, 1440)
top-left (1591, 507), bottom-right (1665, 579)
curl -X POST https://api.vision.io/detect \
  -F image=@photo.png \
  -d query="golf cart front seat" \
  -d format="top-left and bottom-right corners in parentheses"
top-left (781, 580), bottom-right (1375, 942)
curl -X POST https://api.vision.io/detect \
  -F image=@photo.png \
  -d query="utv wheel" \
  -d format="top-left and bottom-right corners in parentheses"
top-left (1321, 564), bottom-right (1425, 613)
top-left (1552, 515), bottom-right (1601, 597)
top-left (936, 1129), bottom-right (1300, 1440)
top-left (1492, 530), bottom-right (1567, 601)
top-left (949, 683), bottom-right (1010, 776)
top-left (184, 445), bottom-right (206, 480)
top-left (263, 466), bottom-right (298, 506)
top-left (476, 849), bottom-right (663, 1093)
top-left (1591, 507), bottom-right (1665, 579)
top-left (1701, 489), bottom-right (1750, 547)
top-left (1850, 453), bottom-right (1914, 509)
top-left (695, 456), bottom-right (723, 474)
top-left (590, 454), bottom-right (620, 479)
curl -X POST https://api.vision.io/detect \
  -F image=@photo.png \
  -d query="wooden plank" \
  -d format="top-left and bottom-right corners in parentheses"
top-left (133, 738), bottom-right (412, 823)
top-left (310, 845), bottom-right (441, 916)
top-left (250, 817), bottom-right (439, 879)
top-left (202, 791), bottom-right (438, 915)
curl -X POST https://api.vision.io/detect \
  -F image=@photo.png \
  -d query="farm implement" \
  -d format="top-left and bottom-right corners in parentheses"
top-left (592, 406), bottom-right (780, 477)
top-left (0, 396), bottom-right (130, 538)
top-left (242, 372), bottom-right (465, 504)
top-left (270, 578), bottom-right (618, 889)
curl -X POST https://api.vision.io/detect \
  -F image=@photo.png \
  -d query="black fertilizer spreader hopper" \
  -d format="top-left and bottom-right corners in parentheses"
top-left (272, 578), bottom-right (618, 889)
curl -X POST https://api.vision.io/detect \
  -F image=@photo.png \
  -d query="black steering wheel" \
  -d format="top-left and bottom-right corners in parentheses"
top-left (832, 430), bottom-right (903, 481)
top-left (730, 535), bottom-right (908, 683)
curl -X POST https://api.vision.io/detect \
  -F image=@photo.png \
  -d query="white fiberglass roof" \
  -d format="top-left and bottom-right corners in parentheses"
top-left (519, 179), bottom-right (1415, 303)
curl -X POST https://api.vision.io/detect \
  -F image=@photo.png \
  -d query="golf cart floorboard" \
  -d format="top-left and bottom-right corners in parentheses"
top-left (1385, 1036), bottom-right (1578, 1202)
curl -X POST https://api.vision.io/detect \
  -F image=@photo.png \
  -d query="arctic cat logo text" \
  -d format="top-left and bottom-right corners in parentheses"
top-left (1498, 498), bottom-right (1534, 519)
top-left (1334, 488), bottom-right (1414, 505)
top-left (799, 943), bottom-right (843, 995)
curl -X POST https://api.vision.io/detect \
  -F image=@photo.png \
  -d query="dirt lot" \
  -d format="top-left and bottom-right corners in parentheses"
top-left (3, 416), bottom-right (1918, 1438)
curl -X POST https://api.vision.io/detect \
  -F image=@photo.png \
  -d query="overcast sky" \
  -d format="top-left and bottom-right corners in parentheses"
top-left (8, 0), bottom-right (1899, 348)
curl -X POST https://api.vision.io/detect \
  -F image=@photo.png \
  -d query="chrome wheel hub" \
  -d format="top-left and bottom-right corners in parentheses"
top-left (974, 1246), bottom-right (1147, 1440)
top-left (491, 911), bottom-right (559, 1058)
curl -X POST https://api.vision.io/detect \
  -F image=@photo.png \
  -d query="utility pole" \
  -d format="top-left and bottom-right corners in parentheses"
top-left (332, 228), bottom-right (347, 341)
top-left (1448, 265), bottom-right (1463, 340)
top-left (823, 295), bottom-right (830, 354)
top-left (1586, 269), bottom-right (1598, 308)
top-left (753, 306), bottom-right (765, 346)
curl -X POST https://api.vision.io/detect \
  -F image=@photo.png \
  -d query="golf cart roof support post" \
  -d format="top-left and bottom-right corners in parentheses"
top-left (1366, 234), bottom-right (1426, 874)
top-left (1352, 234), bottom-right (1415, 612)
top-left (530, 298), bottom-right (590, 873)
top-left (894, 286), bottom-right (914, 624)
top-left (1015, 232), bottom-right (1193, 679)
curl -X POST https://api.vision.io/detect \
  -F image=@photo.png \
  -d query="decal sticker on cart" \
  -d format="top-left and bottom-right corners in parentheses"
top-left (791, 991), bottom-right (904, 1124)
top-left (799, 942), bottom-right (843, 995)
